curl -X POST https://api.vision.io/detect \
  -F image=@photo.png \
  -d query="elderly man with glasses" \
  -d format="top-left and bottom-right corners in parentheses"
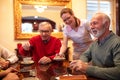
top-left (19, 21), bottom-right (61, 64)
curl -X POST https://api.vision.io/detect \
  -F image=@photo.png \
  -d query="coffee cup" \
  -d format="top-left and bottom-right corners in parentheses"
top-left (23, 57), bottom-right (32, 63)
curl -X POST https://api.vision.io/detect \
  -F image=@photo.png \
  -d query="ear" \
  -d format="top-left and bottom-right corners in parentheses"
top-left (105, 21), bottom-right (110, 29)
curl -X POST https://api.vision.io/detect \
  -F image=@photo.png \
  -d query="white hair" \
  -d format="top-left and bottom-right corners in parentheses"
top-left (39, 22), bottom-right (53, 31)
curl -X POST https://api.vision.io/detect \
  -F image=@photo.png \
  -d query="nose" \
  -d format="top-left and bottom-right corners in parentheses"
top-left (90, 23), bottom-right (95, 29)
top-left (42, 32), bottom-right (46, 35)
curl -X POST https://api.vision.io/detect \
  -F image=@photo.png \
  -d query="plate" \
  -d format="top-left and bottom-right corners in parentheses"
top-left (22, 77), bottom-right (39, 80)
top-left (53, 58), bottom-right (65, 61)
top-left (20, 60), bottom-right (34, 65)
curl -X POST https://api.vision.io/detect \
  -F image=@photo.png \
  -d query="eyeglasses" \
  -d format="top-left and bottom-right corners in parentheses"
top-left (39, 30), bottom-right (50, 33)
top-left (63, 16), bottom-right (71, 22)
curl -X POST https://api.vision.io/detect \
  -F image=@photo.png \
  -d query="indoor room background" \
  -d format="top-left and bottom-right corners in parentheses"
top-left (0, 0), bottom-right (117, 59)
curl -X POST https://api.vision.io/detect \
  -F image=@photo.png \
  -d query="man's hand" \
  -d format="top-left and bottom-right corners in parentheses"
top-left (69, 60), bottom-right (89, 73)
top-left (22, 42), bottom-right (30, 51)
top-left (38, 56), bottom-right (51, 64)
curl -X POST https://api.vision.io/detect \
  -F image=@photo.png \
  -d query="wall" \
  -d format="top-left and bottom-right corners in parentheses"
top-left (0, 0), bottom-right (87, 53)
top-left (72, 0), bottom-right (87, 19)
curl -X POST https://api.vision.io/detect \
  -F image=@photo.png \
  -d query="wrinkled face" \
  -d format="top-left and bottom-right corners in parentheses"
top-left (39, 25), bottom-right (51, 40)
top-left (90, 15), bottom-right (106, 38)
top-left (61, 13), bottom-right (75, 27)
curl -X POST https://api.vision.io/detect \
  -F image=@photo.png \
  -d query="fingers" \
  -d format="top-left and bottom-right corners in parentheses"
top-left (69, 60), bottom-right (82, 71)
top-left (22, 42), bottom-right (30, 50)
top-left (7, 67), bottom-right (18, 73)
top-left (58, 53), bottom-right (65, 57)
top-left (38, 56), bottom-right (51, 64)
top-left (0, 61), bottom-right (10, 69)
top-left (69, 60), bottom-right (88, 73)
top-left (69, 60), bottom-right (78, 66)
top-left (55, 53), bottom-right (65, 59)
top-left (69, 61), bottom-right (77, 70)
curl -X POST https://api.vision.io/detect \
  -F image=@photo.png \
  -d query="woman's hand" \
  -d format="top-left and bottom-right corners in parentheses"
top-left (55, 53), bottom-right (65, 58)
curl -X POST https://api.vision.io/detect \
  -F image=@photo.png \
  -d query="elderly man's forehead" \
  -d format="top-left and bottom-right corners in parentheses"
top-left (91, 14), bottom-right (104, 21)
top-left (93, 13), bottom-right (106, 18)
top-left (39, 23), bottom-right (51, 28)
top-left (39, 25), bottom-right (50, 29)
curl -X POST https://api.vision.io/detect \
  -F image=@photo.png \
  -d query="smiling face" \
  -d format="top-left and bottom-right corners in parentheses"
top-left (61, 12), bottom-right (75, 28)
top-left (38, 22), bottom-right (52, 40)
top-left (90, 16), bottom-right (105, 38)
top-left (60, 8), bottom-right (76, 28)
top-left (90, 13), bottom-right (110, 39)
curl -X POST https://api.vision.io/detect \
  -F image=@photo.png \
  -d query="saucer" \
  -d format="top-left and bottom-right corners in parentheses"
top-left (53, 57), bottom-right (65, 61)
top-left (22, 77), bottom-right (39, 80)
top-left (20, 60), bottom-right (34, 65)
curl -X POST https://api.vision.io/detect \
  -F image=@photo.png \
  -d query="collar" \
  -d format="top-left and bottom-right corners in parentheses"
top-left (98, 31), bottom-right (114, 45)
top-left (42, 37), bottom-right (50, 44)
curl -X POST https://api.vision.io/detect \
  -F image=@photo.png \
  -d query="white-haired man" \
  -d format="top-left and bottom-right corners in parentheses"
top-left (70, 13), bottom-right (120, 80)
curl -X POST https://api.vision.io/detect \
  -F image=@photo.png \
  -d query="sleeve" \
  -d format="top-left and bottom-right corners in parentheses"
top-left (19, 38), bottom-right (34, 56)
top-left (0, 46), bottom-right (18, 64)
top-left (63, 26), bottom-right (68, 37)
top-left (84, 43), bottom-right (120, 80)
top-left (80, 43), bottom-right (92, 62)
top-left (86, 65), bottom-right (120, 80)
top-left (19, 46), bottom-right (29, 56)
top-left (49, 38), bottom-right (61, 60)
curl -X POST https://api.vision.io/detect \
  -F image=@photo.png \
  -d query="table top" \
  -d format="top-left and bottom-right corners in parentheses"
top-left (11, 60), bottom-right (99, 80)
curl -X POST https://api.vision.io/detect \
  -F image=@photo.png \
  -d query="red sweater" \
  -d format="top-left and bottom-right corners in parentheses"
top-left (19, 35), bottom-right (61, 62)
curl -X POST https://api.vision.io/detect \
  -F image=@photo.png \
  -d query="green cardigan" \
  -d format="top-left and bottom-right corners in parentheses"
top-left (80, 32), bottom-right (120, 80)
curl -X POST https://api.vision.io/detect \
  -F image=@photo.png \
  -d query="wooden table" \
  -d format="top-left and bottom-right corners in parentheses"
top-left (11, 60), bottom-right (99, 80)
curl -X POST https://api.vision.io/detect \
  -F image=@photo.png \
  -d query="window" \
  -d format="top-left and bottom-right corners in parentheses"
top-left (87, 0), bottom-right (115, 30)
top-left (87, 0), bottom-right (111, 20)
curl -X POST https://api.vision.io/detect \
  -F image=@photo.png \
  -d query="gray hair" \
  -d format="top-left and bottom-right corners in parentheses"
top-left (38, 21), bottom-right (53, 31)
top-left (94, 12), bottom-right (110, 24)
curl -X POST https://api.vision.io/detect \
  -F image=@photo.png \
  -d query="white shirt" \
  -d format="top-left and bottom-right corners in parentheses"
top-left (63, 19), bottom-right (93, 52)
top-left (0, 45), bottom-right (18, 64)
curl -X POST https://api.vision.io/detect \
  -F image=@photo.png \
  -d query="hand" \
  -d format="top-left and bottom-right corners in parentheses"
top-left (5, 67), bottom-right (18, 74)
top-left (70, 60), bottom-right (88, 73)
top-left (22, 42), bottom-right (30, 50)
top-left (2, 73), bottom-right (19, 80)
top-left (55, 53), bottom-right (65, 58)
top-left (0, 60), bottom-right (10, 69)
top-left (38, 56), bottom-right (51, 64)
